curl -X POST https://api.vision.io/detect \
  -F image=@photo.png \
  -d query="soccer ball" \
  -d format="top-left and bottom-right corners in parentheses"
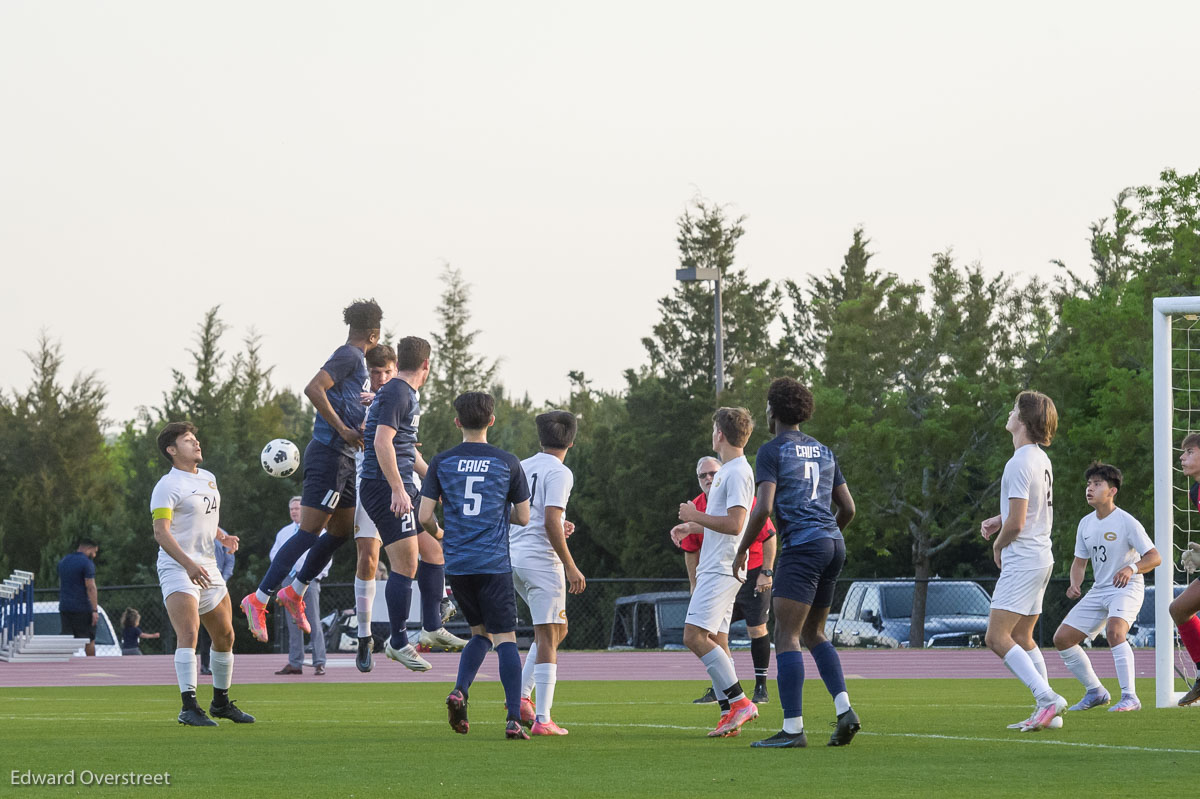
top-left (260, 439), bottom-right (300, 478)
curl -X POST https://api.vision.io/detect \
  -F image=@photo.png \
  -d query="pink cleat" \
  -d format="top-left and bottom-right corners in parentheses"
top-left (713, 700), bottom-right (758, 738)
top-left (519, 697), bottom-right (536, 728)
top-left (275, 586), bottom-right (310, 634)
top-left (1027, 694), bottom-right (1067, 731)
top-left (240, 593), bottom-right (270, 643)
top-left (531, 719), bottom-right (569, 736)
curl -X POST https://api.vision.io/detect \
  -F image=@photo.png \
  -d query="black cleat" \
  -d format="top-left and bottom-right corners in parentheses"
top-left (209, 700), bottom-right (256, 724)
top-left (447, 689), bottom-right (469, 734)
top-left (692, 686), bottom-right (718, 704)
top-left (178, 707), bottom-right (218, 727)
top-left (1179, 681), bottom-right (1200, 707)
top-left (752, 684), bottom-right (770, 704)
top-left (440, 596), bottom-right (458, 624)
top-left (751, 730), bottom-right (807, 748)
top-left (505, 719), bottom-right (530, 740)
top-left (827, 708), bottom-right (861, 746)
top-left (356, 636), bottom-right (374, 673)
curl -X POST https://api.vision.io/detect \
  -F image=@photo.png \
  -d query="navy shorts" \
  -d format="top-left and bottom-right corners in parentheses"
top-left (731, 566), bottom-right (771, 627)
top-left (447, 572), bottom-right (517, 634)
top-left (359, 477), bottom-right (419, 546)
top-left (301, 439), bottom-right (357, 512)
top-left (773, 538), bottom-right (845, 608)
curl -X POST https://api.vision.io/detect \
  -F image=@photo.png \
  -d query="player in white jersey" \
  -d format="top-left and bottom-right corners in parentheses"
top-left (979, 391), bottom-right (1066, 731)
top-left (512, 411), bottom-right (587, 735)
top-left (150, 422), bottom-right (254, 727)
top-left (1052, 463), bottom-right (1160, 712)
top-left (671, 408), bottom-right (759, 738)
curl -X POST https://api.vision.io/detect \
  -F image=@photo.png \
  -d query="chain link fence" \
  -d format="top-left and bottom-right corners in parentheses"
top-left (35, 574), bottom-right (1146, 654)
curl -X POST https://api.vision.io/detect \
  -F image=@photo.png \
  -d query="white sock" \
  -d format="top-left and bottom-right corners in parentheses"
top-left (782, 716), bottom-right (804, 734)
top-left (701, 648), bottom-right (741, 701)
top-left (355, 577), bottom-right (375, 638)
top-left (210, 650), bottom-right (233, 691)
top-left (1025, 646), bottom-right (1049, 681)
top-left (521, 642), bottom-right (538, 699)
top-left (534, 662), bottom-right (558, 723)
top-left (255, 589), bottom-right (271, 605)
top-left (1003, 645), bottom-right (1054, 703)
top-left (1058, 645), bottom-right (1102, 691)
top-left (1111, 641), bottom-right (1135, 697)
top-left (290, 577), bottom-right (309, 596)
top-left (833, 691), bottom-right (851, 715)
top-left (174, 647), bottom-right (197, 694)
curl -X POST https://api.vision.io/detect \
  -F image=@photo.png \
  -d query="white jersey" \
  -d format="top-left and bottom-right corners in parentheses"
top-left (999, 444), bottom-right (1054, 570)
top-left (1074, 507), bottom-right (1154, 590)
top-left (150, 467), bottom-right (220, 569)
top-left (697, 456), bottom-right (754, 579)
top-left (509, 452), bottom-right (574, 571)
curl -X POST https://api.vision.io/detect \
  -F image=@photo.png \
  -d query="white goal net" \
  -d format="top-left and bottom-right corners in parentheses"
top-left (1153, 296), bottom-right (1200, 707)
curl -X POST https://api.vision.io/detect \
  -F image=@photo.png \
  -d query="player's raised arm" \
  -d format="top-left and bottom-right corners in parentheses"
top-left (679, 500), bottom-right (747, 536)
top-left (306, 369), bottom-right (363, 450)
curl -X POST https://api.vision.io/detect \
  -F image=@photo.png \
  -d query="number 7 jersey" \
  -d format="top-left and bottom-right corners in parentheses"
top-left (754, 430), bottom-right (846, 550)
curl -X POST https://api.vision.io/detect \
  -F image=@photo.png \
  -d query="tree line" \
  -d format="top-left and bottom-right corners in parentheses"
top-left (3, 168), bottom-right (1199, 648)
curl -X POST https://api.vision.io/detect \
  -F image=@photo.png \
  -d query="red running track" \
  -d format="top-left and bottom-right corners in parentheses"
top-left (0, 648), bottom-right (1156, 689)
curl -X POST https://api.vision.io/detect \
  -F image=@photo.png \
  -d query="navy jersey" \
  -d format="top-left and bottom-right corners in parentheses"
top-left (755, 430), bottom-right (846, 548)
top-left (421, 442), bottom-right (530, 575)
top-left (311, 344), bottom-right (369, 456)
top-left (360, 378), bottom-right (420, 486)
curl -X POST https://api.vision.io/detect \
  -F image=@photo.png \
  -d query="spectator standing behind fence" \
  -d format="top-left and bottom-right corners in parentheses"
top-left (57, 539), bottom-right (100, 657)
top-left (199, 530), bottom-right (235, 674)
top-left (121, 608), bottom-right (161, 655)
top-left (271, 497), bottom-right (330, 675)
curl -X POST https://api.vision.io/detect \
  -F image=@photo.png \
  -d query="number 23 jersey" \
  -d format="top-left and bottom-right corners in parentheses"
top-left (150, 467), bottom-right (221, 568)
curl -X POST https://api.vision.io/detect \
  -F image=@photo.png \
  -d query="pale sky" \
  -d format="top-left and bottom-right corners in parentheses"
top-left (2, 1), bottom-right (1197, 427)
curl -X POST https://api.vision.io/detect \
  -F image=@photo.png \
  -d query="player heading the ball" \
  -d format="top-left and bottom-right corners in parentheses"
top-left (417, 392), bottom-right (532, 740)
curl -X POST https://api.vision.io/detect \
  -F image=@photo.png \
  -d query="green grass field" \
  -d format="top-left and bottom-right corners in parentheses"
top-left (3, 679), bottom-right (1196, 797)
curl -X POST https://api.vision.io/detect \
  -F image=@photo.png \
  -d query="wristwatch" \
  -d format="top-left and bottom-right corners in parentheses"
top-left (760, 569), bottom-right (774, 578)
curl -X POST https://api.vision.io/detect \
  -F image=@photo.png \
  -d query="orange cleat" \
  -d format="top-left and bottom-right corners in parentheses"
top-left (713, 700), bottom-right (758, 738)
top-left (276, 586), bottom-right (310, 634)
top-left (240, 594), bottom-right (270, 643)
top-left (520, 697), bottom-right (536, 728)
top-left (530, 718), bottom-right (569, 736)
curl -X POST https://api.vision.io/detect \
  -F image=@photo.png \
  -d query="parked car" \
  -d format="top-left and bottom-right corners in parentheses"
top-left (1124, 585), bottom-right (1187, 648)
top-left (827, 580), bottom-right (991, 648)
top-left (32, 601), bottom-right (121, 656)
top-left (608, 591), bottom-right (750, 650)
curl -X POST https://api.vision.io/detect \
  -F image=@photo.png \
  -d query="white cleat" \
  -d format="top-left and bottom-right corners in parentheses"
top-left (418, 627), bottom-right (468, 651)
top-left (1026, 695), bottom-right (1067, 731)
top-left (1007, 706), bottom-right (1036, 730)
top-left (1020, 715), bottom-right (1062, 731)
top-left (385, 641), bottom-right (432, 672)
top-left (1108, 695), bottom-right (1142, 712)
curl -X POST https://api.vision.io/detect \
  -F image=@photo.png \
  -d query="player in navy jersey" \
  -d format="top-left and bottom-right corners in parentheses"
top-left (417, 392), bottom-right (532, 740)
top-left (735, 377), bottom-right (857, 748)
top-left (241, 299), bottom-right (382, 642)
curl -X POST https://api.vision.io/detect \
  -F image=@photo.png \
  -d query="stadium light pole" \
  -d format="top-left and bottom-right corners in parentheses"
top-left (675, 266), bottom-right (723, 395)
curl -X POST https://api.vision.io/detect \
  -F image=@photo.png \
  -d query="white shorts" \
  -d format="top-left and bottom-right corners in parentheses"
top-left (685, 571), bottom-right (742, 634)
top-left (990, 565), bottom-right (1052, 616)
top-left (354, 499), bottom-right (381, 541)
top-left (1061, 583), bottom-right (1145, 639)
top-left (512, 565), bottom-right (567, 625)
top-left (158, 558), bottom-right (228, 615)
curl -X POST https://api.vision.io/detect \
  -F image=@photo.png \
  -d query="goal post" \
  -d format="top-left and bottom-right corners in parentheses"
top-left (1153, 295), bottom-right (1200, 708)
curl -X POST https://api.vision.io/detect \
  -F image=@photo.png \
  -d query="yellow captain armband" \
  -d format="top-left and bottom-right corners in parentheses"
top-left (152, 508), bottom-right (174, 521)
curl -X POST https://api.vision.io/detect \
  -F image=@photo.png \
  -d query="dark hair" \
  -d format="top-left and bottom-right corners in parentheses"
top-left (536, 410), bottom-right (577, 449)
top-left (713, 407), bottom-right (754, 448)
top-left (366, 343), bottom-right (397, 369)
top-left (343, 298), bottom-right (383, 333)
top-left (454, 392), bottom-right (495, 430)
top-left (1016, 390), bottom-right (1058, 446)
top-left (77, 538), bottom-right (99, 550)
top-left (121, 607), bottom-right (140, 628)
top-left (1183, 433), bottom-right (1200, 451)
top-left (396, 336), bottom-right (431, 372)
top-left (157, 421), bottom-right (197, 464)
top-left (1084, 462), bottom-right (1123, 490)
top-left (767, 377), bottom-right (814, 426)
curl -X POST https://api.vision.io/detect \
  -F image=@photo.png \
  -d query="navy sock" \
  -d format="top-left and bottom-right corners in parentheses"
top-left (777, 650), bottom-right (804, 720)
top-left (810, 640), bottom-right (847, 698)
top-left (496, 641), bottom-right (523, 721)
top-left (297, 533), bottom-right (348, 583)
top-left (385, 572), bottom-right (414, 649)
top-left (258, 528), bottom-right (319, 593)
top-left (416, 562), bottom-right (446, 632)
top-left (455, 635), bottom-right (492, 699)
top-left (751, 636), bottom-right (771, 688)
